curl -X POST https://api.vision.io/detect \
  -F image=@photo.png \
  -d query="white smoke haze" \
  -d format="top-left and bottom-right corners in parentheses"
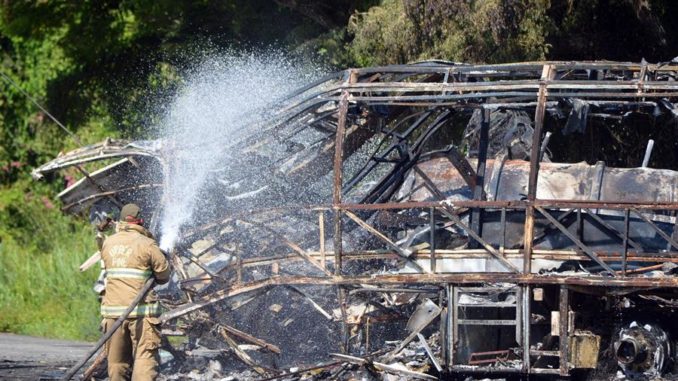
top-left (157, 49), bottom-right (325, 251)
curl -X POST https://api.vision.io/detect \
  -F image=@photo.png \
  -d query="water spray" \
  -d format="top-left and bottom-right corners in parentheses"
top-left (155, 49), bottom-right (324, 252)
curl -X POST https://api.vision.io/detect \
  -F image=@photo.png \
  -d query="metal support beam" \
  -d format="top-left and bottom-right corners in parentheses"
top-left (413, 165), bottom-right (448, 201)
top-left (338, 286), bottom-right (349, 353)
top-left (632, 208), bottom-right (678, 250)
top-left (440, 288), bottom-right (449, 368)
top-left (524, 64), bottom-right (554, 274)
top-left (535, 207), bottom-right (616, 275)
top-left (333, 90), bottom-right (350, 275)
top-left (500, 208), bottom-right (506, 255)
top-left (669, 211), bottom-right (678, 252)
top-left (162, 271), bottom-right (678, 322)
top-left (532, 209), bottom-right (576, 243)
top-left (445, 147), bottom-right (477, 188)
top-left (516, 286), bottom-right (523, 345)
top-left (451, 286), bottom-right (459, 366)
top-left (559, 286), bottom-right (570, 376)
top-left (522, 285), bottom-right (531, 373)
top-left (319, 211), bottom-right (326, 268)
top-left (622, 209), bottom-right (630, 275)
top-left (430, 207), bottom-right (436, 272)
top-left (238, 218), bottom-right (332, 276)
top-left (470, 107), bottom-right (490, 249)
top-left (343, 209), bottom-right (425, 272)
top-left (440, 206), bottom-right (520, 273)
top-left (584, 208), bottom-right (643, 251)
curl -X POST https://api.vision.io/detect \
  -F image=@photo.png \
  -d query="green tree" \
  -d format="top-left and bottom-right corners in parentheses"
top-left (348, 0), bottom-right (551, 65)
top-left (346, 0), bottom-right (678, 65)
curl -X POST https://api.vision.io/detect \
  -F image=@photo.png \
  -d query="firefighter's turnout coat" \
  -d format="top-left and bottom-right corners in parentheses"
top-left (100, 222), bottom-right (170, 317)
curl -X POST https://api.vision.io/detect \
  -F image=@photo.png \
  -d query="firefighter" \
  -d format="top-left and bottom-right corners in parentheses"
top-left (100, 203), bottom-right (170, 381)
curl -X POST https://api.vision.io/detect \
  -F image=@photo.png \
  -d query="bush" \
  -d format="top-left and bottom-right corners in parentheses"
top-left (0, 183), bottom-right (100, 341)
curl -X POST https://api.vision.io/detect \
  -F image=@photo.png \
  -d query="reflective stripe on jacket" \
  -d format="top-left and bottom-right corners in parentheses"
top-left (101, 303), bottom-right (160, 318)
top-left (106, 268), bottom-right (152, 280)
top-left (100, 222), bottom-right (170, 318)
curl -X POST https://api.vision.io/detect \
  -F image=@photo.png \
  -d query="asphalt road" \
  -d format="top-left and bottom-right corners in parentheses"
top-left (0, 333), bottom-right (93, 380)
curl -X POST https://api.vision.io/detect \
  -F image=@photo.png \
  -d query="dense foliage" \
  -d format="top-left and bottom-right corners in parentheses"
top-left (349, 0), bottom-right (552, 65)
top-left (1, 0), bottom-right (678, 340)
top-left (349, 0), bottom-right (678, 65)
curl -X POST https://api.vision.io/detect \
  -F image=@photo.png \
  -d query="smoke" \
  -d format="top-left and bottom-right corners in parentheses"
top-left (157, 49), bottom-right (324, 251)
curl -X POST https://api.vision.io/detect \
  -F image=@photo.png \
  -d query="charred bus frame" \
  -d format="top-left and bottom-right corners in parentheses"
top-left (34, 61), bottom-right (678, 378)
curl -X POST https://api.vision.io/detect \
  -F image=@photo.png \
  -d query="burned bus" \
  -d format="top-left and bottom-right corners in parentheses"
top-left (35, 60), bottom-right (678, 379)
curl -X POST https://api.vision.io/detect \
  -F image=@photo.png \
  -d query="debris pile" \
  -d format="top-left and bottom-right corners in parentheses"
top-left (158, 330), bottom-right (442, 380)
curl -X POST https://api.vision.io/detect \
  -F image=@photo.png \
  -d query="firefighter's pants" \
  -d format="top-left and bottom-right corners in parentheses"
top-left (103, 317), bottom-right (162, 381)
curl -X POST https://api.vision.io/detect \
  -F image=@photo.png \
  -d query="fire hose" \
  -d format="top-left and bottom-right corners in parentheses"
top-left (61, 277), bottom-right (156, 381)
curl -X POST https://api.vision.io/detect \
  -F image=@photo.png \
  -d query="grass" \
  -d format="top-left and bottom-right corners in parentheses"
top-left (0, 184), bottom-right (101, 341)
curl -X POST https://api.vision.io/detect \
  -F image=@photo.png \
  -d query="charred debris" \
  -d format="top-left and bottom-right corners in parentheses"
top-left (33, 60), bottom-right (678, 380)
